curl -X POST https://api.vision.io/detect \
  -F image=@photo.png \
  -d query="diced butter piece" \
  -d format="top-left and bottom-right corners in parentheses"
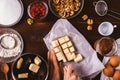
top-left (63, 48), bottom-right (70, 54)
top-left (58, 37), bottom-right (66, 44)
top-left (51, 40), bottom-right (59, 48)
top-left (64, 36), bottom-right (70, 42)
top-left (17, 58), bottom-right (23, 69)
top-left (34, 56), bottom-right (42, 65)
top-left (65, 52), bottom-right (76, 61)
top-left (54, 46), bottom-right (61, 53)
top-left (56, 52), bottom-right (67, 62)
top-left (18, 73), bottom-right (28, 79)
top-left (67, 41), bottom-right (73, 47)
top-left (61, 43), bottom-right (68, 49)
top-left (74, 54), bottom-right (83, 63)
top-left (29, 63), bottom-right (40, 73)
top-left (69, 46), bottom-right (75, 52)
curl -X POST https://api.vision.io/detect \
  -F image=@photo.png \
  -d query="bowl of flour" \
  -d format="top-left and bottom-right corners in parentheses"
top-left (0, 28), bottom-right (24, 63)
top-left (0, 0), bottom-right (24, 27)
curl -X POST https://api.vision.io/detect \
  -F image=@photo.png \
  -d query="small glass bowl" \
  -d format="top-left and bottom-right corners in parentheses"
top-left (11, 53), bottom-right (49, 80)
top-left (48, 0), bottom-right (84, 19)
top-left (94, 37), bottom-right (118, 57)
top-left (0, 28), bottom-right (24, 63)
top-left (27, 1), bottom-right (48, 20)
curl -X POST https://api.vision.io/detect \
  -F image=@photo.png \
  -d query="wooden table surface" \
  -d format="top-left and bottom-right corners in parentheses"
top-left (0, 0), bottom-right (120, 80)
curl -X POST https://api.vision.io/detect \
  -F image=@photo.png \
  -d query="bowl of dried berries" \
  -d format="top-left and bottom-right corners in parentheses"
top-left (27, 1), bottom-right (48, 20)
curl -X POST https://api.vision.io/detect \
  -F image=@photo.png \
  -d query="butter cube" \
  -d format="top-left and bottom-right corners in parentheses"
top-left (69, 46), bottom-right (75, 52)
top-left (74, 54), bottom-right (83, 63)
top-left (18, 73), bottom-right (28, 79)
top-left (17, 58), bottom-right (23, 69)
top-left (67, 41), bottom-right (73, 47)
top-left (51, 40), bottom-right (59, 48)
top-left (65, 52), bottom-right (76, 61)
top-left (29, 63), bottom-right (40, 73)
top-left (61, 43), bottom-right (68, 49)
top-left (64, 36), bottom-right (70, 42)
top-left (56, 52), bottom-right (67, 62)
top-left (34, 56), bottom-right (42, 65)
top-left (58, 37), bottom-right (66, 44)
top-left (63, 48), bottom-right (70, 54)
top-left (54, 46), bottom-right (61, 53)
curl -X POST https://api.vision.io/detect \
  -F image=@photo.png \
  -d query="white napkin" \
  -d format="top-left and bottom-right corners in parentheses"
top-left (44, 19), bottom-right (104, 79)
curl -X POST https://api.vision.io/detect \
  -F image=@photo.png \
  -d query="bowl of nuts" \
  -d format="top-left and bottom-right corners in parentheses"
top-left (48, 0), bottom-right (84, 19)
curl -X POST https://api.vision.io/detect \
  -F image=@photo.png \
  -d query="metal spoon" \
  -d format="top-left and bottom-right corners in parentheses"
top-left (1, 63), bottom-right (9, 80)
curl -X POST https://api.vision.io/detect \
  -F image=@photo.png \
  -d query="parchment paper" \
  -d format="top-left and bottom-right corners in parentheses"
top-left (43, 19), bottom-right (104, 79)
top-left (100, 38), bottom-right (120, 80)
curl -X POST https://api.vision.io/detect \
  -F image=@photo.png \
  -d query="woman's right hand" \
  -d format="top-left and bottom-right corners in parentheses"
top-left (63, 64), bottom-right (81, 80)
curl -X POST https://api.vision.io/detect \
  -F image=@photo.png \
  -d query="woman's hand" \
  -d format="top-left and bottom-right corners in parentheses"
top-left (47, 50), bottom-right (61, 80)
top-left (63, 64), bottom-right (81, 80)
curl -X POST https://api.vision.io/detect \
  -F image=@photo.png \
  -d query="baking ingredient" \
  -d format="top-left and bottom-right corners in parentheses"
top-left (87, 26), bottom-right (92, 30)
top-left (27, 18), bottom-right (34, 25)
top-left (1, 35), bottom-right (15, 49)
top-left (103, 63), bottom-right (114, 77)
top-left (29, 63), bottom-right (40, 73)
top-left (110, 56), bottom-right (120, 67)
top-left (0, 0), bottom-right (22, 25)
top-left (113, 70), bottom-right (120, 80)
top-left (53, 0), bottom-right (81, 18)
top-left (1, 63), bottom-right (9, 80)
top-left (82, 14), bottom-right (88, 20)
top-left (29, 2), bottom-right (47, 19)
top-left (17, 58), bottom-right (23, 69)
top-left (34, 56), bottom-right (42, 65)
top-left (87, 19), bottom-right (93, 25)
top-left (0, 33), bottom-right (22, 58)
top-left (51, 36), bottom-right (83, 62)
top-left (18, 73), bottom-right (28, 79)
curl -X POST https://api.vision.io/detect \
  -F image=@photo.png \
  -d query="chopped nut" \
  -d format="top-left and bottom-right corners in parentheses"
top-left (87, 19), bottom-right (94, 25)
top-left (82, 14), bottom-right (88, 20)
top-left (87, 26), bottom-right (92, 30)
top-left (27, 18), bottom-right (34, 25)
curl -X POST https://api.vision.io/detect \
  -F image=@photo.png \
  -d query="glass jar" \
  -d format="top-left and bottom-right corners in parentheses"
top-left (94, 37), bottom-right (118, 56)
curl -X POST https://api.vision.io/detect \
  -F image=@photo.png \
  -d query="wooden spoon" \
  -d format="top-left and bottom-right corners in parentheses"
top-left (1, 63), bottom-right (9, 80)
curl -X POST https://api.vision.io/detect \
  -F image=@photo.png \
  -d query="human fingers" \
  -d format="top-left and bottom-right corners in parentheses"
top-left (66, 64), bottom-right (73, 75)
top-left (51, 50), bottom-right (59, 67)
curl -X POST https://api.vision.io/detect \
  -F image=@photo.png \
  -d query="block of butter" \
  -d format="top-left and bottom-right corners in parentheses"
top-left (34, 56), bottom-right (41, 65)
top-left (18, 73), bottom-right (28, 79)
top-left (51, 36), bottom-right (83, 63)
top-left (29, 63), bottom-right (40, 73)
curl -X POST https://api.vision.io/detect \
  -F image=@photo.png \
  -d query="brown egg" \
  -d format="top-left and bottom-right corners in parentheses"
top-left (110, 55), bottom-right (120, 67)
top-left (113, 70), bottom-right (120, 80)
top-left (103, 64), bottom-right (115, 77)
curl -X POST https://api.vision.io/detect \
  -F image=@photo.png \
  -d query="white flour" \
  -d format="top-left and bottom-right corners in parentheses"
top-left (0, 0), bottom-right (22, 25)
top-left (0, 33), bottom-right (22, 58)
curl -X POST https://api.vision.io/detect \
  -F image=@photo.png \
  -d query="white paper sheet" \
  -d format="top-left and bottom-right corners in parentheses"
top-left (43, 19), bottom-right (104, 79)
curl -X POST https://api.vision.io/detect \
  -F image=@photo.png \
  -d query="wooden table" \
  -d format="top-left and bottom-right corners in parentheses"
top-left (0, 0), bottom-right (120, 80)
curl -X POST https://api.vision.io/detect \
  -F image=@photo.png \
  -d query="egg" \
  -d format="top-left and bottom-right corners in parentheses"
top-left (103, 63), bottom-right (115, 77)
top-left (110, 55), bottom-right (120, 67)
top-left (113, 70), bottom-right (120, 80)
